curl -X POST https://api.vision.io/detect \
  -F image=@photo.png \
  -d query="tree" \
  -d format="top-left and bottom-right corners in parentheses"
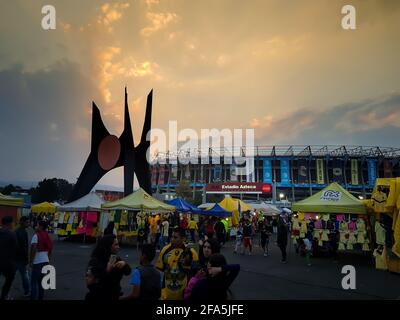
top-left (32, 179), bottom-right (58, 203)
top-left (2, 184), bottom-right (21, 195)
top-left (175, 180), bottom-right (192, 200)
top-left (55, 179), bottom-right (73, 201)
top-left (31, 178), bottom-right (73, 203)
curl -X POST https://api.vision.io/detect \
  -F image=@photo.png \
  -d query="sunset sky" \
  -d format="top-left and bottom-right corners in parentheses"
top-left (1, 0), bottom-right (399, 187)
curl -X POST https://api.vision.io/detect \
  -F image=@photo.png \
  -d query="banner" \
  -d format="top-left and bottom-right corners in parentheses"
top-left (316, 159), bottom-right (325, 184)
top-left (230, 164), bottom-right (238, 182)
top-left (332, 159), bottom-right (343, 183)
top-left (368, 160), bottom-right (377, 187)
top-left (198, 165), bottom-right (205, 183)
top-left (351, 159), bottom-right (359, 185)
top-left (170, 164), bottom-right (178, 184)
top-left (384, 160), bottom-right (393, 178)
top-left (151, 166), bottom-right (158, 186)
top-left (280, 159), bottom-right (290, 186)
top-left (158, 165), bottom-right (165, 185)
top-left (246, 157), bottom-right (255, 183)
top-left (184, 165), bottom-right (191, 180)
top-left (213, 166), bottom-right (222, 182)
top-left (263, 159), bottom-right (273, 184)
top-left (298, 159), bottom-right (308, 184)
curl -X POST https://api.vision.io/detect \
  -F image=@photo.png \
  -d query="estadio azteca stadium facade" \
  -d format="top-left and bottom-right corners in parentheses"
top-left (150, 145), bottom-right (400, 201)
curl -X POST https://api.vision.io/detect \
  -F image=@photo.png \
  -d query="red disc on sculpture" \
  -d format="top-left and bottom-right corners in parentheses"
top-left (98, 135), bottom-right (121, 170)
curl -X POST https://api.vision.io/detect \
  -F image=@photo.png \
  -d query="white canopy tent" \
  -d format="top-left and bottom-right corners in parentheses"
top-left (57, 191), bottom-right (104, 212)
top-left (247, 202), bottom-right (281, 216)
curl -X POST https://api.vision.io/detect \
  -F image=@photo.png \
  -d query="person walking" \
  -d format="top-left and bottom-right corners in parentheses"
top-left (277, 215), bottom-right (289, 263)
top-left (30, 220), bottom-right (53, 300)
top-left (0, 216), bottom-right (17, 300)
top-left (159, 218), bottom-right (170, 250)
top-left (85, 234), bottom-right (131, 300)
top-left (15, 216), bottom-right (31, 297)
top-left (188, 217), bottom-right (198, 243)
top-left (214, 219), bottom-right (226, 247)
top-left (260, 219), bottom-right (272, 257)
top-left (205, 218), bottom-right (215, 239)
top-left (303, 235), bottom-right (313, 267)
top-left (242, 218), bottom-right (253, 255)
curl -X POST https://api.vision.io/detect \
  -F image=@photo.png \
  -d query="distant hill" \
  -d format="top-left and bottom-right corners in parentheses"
top-left (0, 180), bottom-right (38, 189)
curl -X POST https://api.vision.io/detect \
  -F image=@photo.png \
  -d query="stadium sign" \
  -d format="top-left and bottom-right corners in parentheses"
top-left (205, 182), bottom-right (272, 194)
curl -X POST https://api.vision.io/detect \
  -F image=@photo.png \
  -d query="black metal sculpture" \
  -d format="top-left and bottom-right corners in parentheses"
top-left (69, 88), bottom-right (153, 201)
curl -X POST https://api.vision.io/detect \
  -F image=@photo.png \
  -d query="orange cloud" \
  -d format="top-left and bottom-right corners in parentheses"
top-left (97, 2), bottom-right (130, 32)
top-left (97, 46), bottom-right (123, 103)
top-left (141, 12), bottom-right (179, 37)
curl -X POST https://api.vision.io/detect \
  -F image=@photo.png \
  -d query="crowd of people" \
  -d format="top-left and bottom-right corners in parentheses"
top-left (85, 226), bottom-right (240, 301)
top-left (1, 209), bottom-right (300, 301)
top-left (0, 216), bottom-right (53, 300)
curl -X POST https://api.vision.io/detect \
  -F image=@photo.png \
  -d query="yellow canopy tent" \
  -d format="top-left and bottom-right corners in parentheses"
top-left (219, 196), bottom-right (254, 226)
top-left (0, 193), bottom-right (23, 223)
top-left (102, 188), bottom-right (175, 211)
top-left (0, 193), bottom-right (24, 207)
top-left (31, 201), bottom-right (56, 214)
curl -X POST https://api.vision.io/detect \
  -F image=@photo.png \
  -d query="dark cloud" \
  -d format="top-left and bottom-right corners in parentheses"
top-left (0, 61), bottom-right (105, 182)
top-left (254, 92), bottom-right (400, 147)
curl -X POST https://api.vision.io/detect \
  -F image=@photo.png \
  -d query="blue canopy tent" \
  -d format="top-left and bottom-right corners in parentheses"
top-left (167, 198), bottom-right (203, 214)
top-left (200, 203), bottom-right (232, 218)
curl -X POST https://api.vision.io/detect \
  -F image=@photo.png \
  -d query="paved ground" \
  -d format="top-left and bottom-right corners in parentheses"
top-left (3, 231), bottom-right (400, 300)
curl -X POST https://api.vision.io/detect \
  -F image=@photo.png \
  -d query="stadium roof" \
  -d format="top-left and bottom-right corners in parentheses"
top-left (152, 145), bottom-right (400, 162)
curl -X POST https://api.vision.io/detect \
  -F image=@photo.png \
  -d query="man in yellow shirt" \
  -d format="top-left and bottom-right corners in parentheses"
top-left (156, 227), bottom-right (199, 300)
top-left (148, 213), bottom-right (159, 244)
top-left (188, 218), bottom-right (198, 243)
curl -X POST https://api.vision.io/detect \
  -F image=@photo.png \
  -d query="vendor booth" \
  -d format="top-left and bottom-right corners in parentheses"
top-left (368, 177), bottom-right (400, 273)
top-left (167, 197), bottom-right (203, 214)
top-left (31, 201), bottom-right (56, 214)
top-left (292, 182), bottom-right (370, 253)
top-left (219, 196), bottom-right (253, 226)
top-left (55, 191), bottom-right (104, 238)
top-left (100, 188), bottom-right (175, 239)
top-left (201, 203), bottom-right (232, 218)
top-left (248, 202), bottom-right (281, 216)
top-left (0, 193), bottom-right (23, 223)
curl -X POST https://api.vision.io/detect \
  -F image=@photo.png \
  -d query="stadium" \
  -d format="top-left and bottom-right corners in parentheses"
top-left (150, 145), bottom-right (400, 203)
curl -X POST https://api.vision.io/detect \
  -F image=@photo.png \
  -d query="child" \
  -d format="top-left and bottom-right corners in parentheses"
top-left (234, 231), bottom-right (243, 254)
top-left (303, 237), bottom-right (313, 267)
top-left (120, 244), bottom-right (162, 300)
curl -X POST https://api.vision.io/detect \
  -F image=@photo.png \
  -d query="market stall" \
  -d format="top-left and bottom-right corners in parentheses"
top-left (201, 203), bottom-right (232, 218)
top-left (292, 182), bottom-right (370, 254)
top-left (248, 202), bottom-right (281, 216)
top-left (0, 192), bottom-right (23, 223)
top-left (369, 178), bottom-right (400, 273)
top-left (31, 201), bottom-right (56, 214)
top-left (219, 196), bottom-right (253, 226)
top-left (55, 191), bottom-right (104, 238)
top-left (167, 197), bottom-right (203, 214)
top-left (100, 188), bottom-right (175, 239)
